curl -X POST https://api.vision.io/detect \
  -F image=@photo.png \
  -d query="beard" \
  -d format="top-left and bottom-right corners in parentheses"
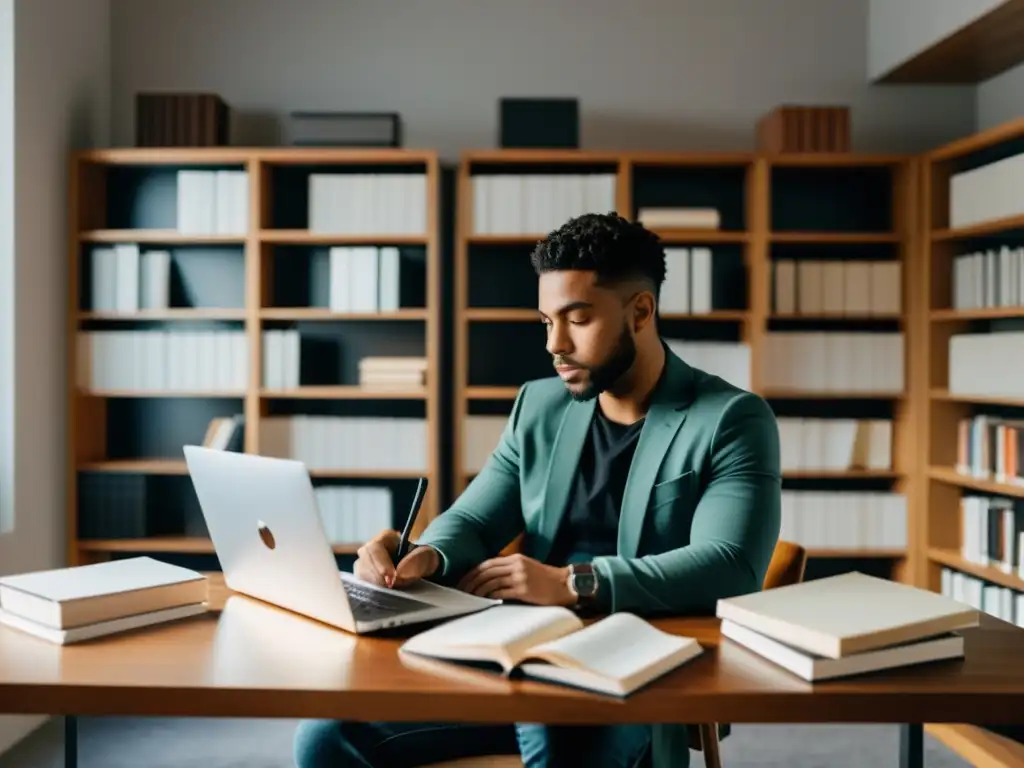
top-left (556, 324), bottom-right (637, 402)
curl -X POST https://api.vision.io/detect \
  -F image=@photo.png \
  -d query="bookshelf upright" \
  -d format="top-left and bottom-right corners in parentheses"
top-left (68, 147), bottom-right (440, 569)
top-left (454, 150), bottom-right (916, 575)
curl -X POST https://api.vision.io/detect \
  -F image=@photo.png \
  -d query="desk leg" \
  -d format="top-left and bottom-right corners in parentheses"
top-left (64, 715), bottom-right (77, 768)
top-left (899, 724), bottom-right (922, 768)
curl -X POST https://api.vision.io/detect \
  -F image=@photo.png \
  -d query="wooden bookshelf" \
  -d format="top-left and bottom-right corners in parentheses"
top-left (918, 118), bottom-right (1024, 767)
top-left (453, 150), bottom-right (915, 573)
top-left (67, 147), bottom-right (441, 566)
top-left (919, 116), bottom-right (1024, 593)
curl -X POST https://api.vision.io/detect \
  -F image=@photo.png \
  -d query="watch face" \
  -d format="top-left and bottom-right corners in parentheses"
top-left (574, 572), bottom-right (597, 597)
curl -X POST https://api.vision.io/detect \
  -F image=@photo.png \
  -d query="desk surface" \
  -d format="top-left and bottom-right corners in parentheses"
top-left (1, 580), bottom-right (1024, 725)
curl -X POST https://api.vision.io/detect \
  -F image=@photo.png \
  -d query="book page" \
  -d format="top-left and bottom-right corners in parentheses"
top-left (524, 612), bottom-right (699, 681)
top-left (399, 605), bottom-right (583, 670)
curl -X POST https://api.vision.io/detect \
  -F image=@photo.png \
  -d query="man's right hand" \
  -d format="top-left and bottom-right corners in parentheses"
top-left (354, 529), bottom-right (440, 589)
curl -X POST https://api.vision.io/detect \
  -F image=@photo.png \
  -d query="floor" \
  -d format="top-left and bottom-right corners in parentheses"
top-left (0, 716), bottom-right (973, 767)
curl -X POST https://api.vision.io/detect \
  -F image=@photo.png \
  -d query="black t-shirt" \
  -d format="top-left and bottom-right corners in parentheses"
top-left (547, 408), bottom-right (645, 566)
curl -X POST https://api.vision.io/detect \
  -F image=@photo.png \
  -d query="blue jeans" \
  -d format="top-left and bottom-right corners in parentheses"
top-left (292, 719), bottom-right (657, 767)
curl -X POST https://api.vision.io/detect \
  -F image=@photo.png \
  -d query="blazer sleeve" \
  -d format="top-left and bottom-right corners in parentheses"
top-left (414, 385), bottom-right (529, 584)
top-left (592, 391), bottom-right (782, 615)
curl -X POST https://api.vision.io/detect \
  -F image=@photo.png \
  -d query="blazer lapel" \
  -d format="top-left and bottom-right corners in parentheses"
top-left (618, 349), bottom-right (697, 558)
top-left (533, 396), bottom-right (595, 563)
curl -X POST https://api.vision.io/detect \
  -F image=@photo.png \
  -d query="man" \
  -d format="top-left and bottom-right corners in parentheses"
top-left (293, 212), bottom-right (781, 768)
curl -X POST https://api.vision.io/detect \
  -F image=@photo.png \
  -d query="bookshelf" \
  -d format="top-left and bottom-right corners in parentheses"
top-left (919, 116), bottom-right (1024, 611)
top-left (454, 149), bottom-right (916, 572)
top-left (917, 115), bottom-right (1024, 768)
top-left (67, 147), bottom-right (440, 569)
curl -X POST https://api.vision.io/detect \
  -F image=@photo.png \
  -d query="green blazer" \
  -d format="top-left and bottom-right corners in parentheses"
top-left (418, 346), bottom-right (782, 766)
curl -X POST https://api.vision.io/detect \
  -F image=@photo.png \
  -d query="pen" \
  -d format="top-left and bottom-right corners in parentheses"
top-left (394, 476), bottom-right (428, 565)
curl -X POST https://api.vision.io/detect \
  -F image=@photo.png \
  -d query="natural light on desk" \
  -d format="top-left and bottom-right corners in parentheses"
top-left (210, 595), bottom-right (358, 689)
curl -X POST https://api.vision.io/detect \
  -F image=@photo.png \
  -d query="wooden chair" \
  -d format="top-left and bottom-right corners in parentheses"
top-left (423, 540), bottom-right (808, 768)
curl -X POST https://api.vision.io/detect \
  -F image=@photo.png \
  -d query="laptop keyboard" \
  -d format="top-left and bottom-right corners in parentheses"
top-left (343, 579), bottom-right (433, 622)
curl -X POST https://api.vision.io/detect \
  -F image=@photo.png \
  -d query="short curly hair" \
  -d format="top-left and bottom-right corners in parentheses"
top-left (529, 212), bottom-right (666, 300)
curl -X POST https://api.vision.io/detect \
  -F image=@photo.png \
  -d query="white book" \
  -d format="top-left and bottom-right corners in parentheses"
top-left (139, 250), bottom-right (171, 310)
top-left (114, 243), bottom-right (139, 312)
top-left (378, 246), bottom-right (401, 311)
top-left (716, 571), bottom-right (980, 659)
top-left (90, 247), bottom-right (118, 312)
top-left (400, 605), bottom-right (703, 697)
top-left (0, 557), bottom-right (208, 630)
top-left (0, 602), bottom-right (208, 645)
top-left (721, 619), bottom-right (965, 681)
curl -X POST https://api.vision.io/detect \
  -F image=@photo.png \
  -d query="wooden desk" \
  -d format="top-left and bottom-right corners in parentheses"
top-left (1, 582), bottom-right (1023, 768)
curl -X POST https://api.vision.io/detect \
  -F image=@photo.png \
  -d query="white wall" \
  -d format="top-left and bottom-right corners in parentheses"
top-left (110, 0), bottom-right (977, 160)
top-left (976, 62), bottom-right (1024, 131)
top-left (867, 0), bottom-right (1005, 81)
top-left (0, 0), bottom-right (110, 755)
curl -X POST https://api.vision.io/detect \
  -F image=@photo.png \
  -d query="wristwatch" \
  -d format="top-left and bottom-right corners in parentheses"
top-left (568, 563), bottom-right (599, 605)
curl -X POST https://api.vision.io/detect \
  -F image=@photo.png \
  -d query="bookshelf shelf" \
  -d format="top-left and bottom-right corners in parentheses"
top-left (769, 232), bottom-right (900, 244)
top-left (79, 229), bottom-right (246, 245)
top-left (928, 548), bottom-right (1024, 591)
top-left (259, 386), bottom-right (428, 400)
top-left (653, 229), bottom-right (749, 243)
top-left (68, 146), bottom-right (441, 566)
top-left (78, 459), bottom-right (188, 474)
top-left (930, 307), bottom-right (1024, 321)
top-left (259, 308), bottom-right (427, 321)
top-left (784, 470), bottom-right (902, 480)
top-left (930, 389), bottom-right (1024, 407)
top-left (77, 536), bottom-right (361, 556)
top-left (78, 309), bottom-right (248, 321)
top-left (808, 548), bottom-right (906, 558)
top-left (928, 466), bottom-right (1024, 499)
top-left (931, 212), bottom-right (1024, 240)
top-left (259, 230), bottom-right (428, 246)
top-left (78, 389), bottom-right (247, 398)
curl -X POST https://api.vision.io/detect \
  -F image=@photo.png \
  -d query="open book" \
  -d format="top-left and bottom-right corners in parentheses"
top-left (398, 605), bottom-right (703, 697)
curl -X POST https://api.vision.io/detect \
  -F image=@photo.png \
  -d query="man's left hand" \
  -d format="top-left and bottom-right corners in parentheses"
top-left (457, 553), bottom-right (576, 606)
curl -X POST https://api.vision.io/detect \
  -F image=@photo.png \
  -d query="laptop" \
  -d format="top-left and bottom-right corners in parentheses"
top-left (182, 445), bottom-right (499, 634)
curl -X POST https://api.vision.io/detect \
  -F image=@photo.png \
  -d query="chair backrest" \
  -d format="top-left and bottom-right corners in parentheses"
top-left (763, 539), bottom-right (807, 590)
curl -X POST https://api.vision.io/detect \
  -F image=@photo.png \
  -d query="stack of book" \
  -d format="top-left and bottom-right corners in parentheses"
top-left (358, 356), bottom-right (427, 389)
top-left (716, 571), bottom-right (980, 681)
top-left (0, 557), bottom-right (209, 645)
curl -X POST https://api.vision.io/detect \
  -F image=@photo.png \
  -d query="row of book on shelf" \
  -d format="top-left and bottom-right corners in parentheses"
top-left (659, 247), bottom-right (742, 314)
top-left (948, 330), bottom-right (1024, 399)
top-left (779, 491), bottom-right (907, 550)
top-left (261, 329), bottom-right (427, 390)
top-left (951, 244), bottom-right (1024, 310)
top-left (761, 332), bottom-right (904, 394)
top-left (259, 415), bottom-right (428, 472)
top-left (959, 493), bottom-right (1024, 579)
top-left (325, 246), bottom-right (403, 312)
top-left (309, 172), bottom-right (428, 235)
top-left (176, 169), bottom-right (249, 235)
top-left (949, 148), bottom-right (1024, 229)
top-left (88, 244), bottom-right (173, 313)
top-left (956, 414), bottom-right (1024, 485)
top-left (777, 417), bottom-right (892, 472)
top-left (772, 259), bottom-right (901, 316)
top-left (315, 485), bottom-right (393, 546)
top-left (941, 567), bottom-right (1023, 629)
top-left (471, 173), bottom-right (617, 235)
top-left (77, 330), bottom-right (248, 392)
